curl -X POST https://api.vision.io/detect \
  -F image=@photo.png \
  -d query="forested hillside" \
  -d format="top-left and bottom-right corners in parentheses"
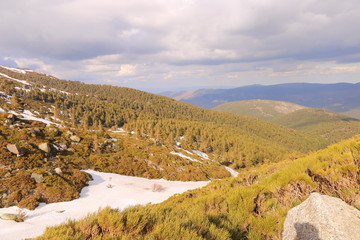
top-left (0, 66), bottom-right (329, 169)
top-left (36, 135), bottom-right (360, 239)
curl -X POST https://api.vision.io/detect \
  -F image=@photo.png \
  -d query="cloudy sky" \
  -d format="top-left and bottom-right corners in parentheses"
top-left (1, 0), bottom-right (360, 92)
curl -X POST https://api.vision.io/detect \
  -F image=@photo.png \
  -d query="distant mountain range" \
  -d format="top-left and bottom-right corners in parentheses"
top-left (160, 82), bottom-right (360, 113)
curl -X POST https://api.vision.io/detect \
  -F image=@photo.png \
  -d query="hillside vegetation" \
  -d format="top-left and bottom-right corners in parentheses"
top-left (0, 66), bottom-right (329, 170)
top-left (36, 135), bottom-right (360, 240)
top-left (214, 100), bottom-right (360, 143)
top-left (273, 108), bottom-right (360, 143)
top-left (213, 99), bottom-right (306, 121)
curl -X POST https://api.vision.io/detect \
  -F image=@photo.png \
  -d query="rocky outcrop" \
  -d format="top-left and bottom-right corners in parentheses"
top-left (38, 143), bottom-right (51, 153)
top-left (283, 192), bottom-right (360, 240)
top-left (31, 173), bottom-right (44, 183)
top-left (0, 213), bottom-right (18, 221)
top-left (6, 144), bottom-right (25, 156)
top-left (55, 167), bottom-right (62, 174)
top-left (70, 135), bottom-right (81, 142)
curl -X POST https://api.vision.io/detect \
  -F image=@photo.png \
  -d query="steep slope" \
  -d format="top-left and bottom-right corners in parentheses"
top-left (213, 99), bottom-right (306, 121)
top-left (0, 66), bottom-right (329, 169)
top-left (36, 135), bottom-right (360, 240)
top-left (161, 82), bottom-right (360, 111)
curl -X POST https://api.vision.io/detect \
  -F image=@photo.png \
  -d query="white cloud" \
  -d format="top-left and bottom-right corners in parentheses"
top-left (0, 0), bottom-right (360, 89)
top-left (117, 64), bottom-right (137, 76)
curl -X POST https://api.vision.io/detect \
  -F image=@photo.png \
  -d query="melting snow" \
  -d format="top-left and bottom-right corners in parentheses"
top-left (170, 151), bottom-right (201, 163)
top-left (192, 150), bottom-right (209, 160)
top-left (110, 128), bottom-right (127, 133)
top-left (224, 166), bottom-right (239, 177)
top-left (0, 73), bottom-right (31, 86)
top-left (0, 66), bottom-right (27, 74)
top-left (0, 170), bottom-right (209, 240)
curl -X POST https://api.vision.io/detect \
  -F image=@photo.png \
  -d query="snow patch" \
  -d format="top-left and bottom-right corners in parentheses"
top-left (192, 150), bottom-right (209, 160)
top-left (170, 151), bottom-right (201, 163)
top-left (0, 73), bottom-right (31, 85)
top-left (0, 66), bottom-right (27, 74)
top-left (0, 170), bottom-right (208, 240)
top-left (224, 166), bottom-right (239, 177)
top-left (110, 128), bottom-right (126, 133)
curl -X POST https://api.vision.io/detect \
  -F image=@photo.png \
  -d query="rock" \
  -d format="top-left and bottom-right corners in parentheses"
top-left (59, 143), bottom-right (68, 150)
top-left (6, 144), bottom-right (24, 156)
top-left (70, 135), bottom-right (81, 142)
top-left (353, 196), bottom-right (360, 210)
top-left (31, 173), bottom-right (44, 183)
top-left (38, 143), bottom-right (51, 153)
top-left (0, 213), bottom-right (18, 221)
top-left (65, 131), bottom-right (74, 137)
top-left (29, 128), bottom-right (43, 137)
top-left (283, 192), bottom-right (360, 240)
top-left (47, 127), bottom-right (59, 136)
top-left (55, 167), bottom-right (62, 174)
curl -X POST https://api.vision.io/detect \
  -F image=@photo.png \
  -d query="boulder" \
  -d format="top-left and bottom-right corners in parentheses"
top-left (6, 144), bottom-right (24, 156)
top-left (0, 213), bottom-right (18, 221)
top-left (353, 196), bottom-right (360, 210)
top-left (31, 173), bottom-right (44, 183)
top-left (38, 143), bottom-right (51, 153)
top-left (283, 192), bottom-right (360, 240)
top-left (70, 135), bottom-right (81, 142)
top-left (55, 167), bottom-right (62, 174)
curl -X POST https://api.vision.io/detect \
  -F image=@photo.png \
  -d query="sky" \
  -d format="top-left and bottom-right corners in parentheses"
top-left (1, 0), bottom-right (360, 92)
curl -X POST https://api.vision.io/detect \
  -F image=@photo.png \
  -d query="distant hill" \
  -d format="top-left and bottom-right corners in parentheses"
top-left (272, 108), bottom-right (360, 143)
top-left (160, 82), bottom-right (360, 113)
top-left (213, 99), bottom-right (306, 121)
top-left (343, 108), bottom-right (360, 120)
top-left (213, 99), bottom-right (360, 143)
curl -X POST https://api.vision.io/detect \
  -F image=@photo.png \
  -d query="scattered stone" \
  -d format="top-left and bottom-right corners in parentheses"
top-left (0, 213), bottom-right (18, 221)
top-left (65, 131), bottom-right (74, 137)
top-left (59, 143), bottom-right (68, 150)
top-left (31, 173), bottom-right (44, 183)
top-left (47, 127), bottom-right (59, 136)
top-left (283, 192), bottom-right (360, 240)
top-left (38, 143), bottom-right (51, 153)
top-left (70, 135), bottom-right (81, 142)
top-left (29, 128), bottom-right (43, 137)
top-left (56, 210), bottom-right (65, 213)
top-left (6, 144), bottom-right (24, 156)
top-left (55, 167), bottom-right (62, 174)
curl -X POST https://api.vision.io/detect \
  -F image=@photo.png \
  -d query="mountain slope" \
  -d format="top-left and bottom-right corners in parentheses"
top-left (272, 108), bottom-right (360, 143)
top-left (36, 135), bottom-right (360, 240)
top-left (213, 99), bottom-right (306, 121)
top-left (161, 82), bottom-right (360, 111)
top-left (0, 66), bottom-right (329, 169)
top-left (213, 99), bottom-right (360, 143)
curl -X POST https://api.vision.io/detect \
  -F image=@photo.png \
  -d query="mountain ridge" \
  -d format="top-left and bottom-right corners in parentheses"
top-left (160, 82), bottom-right (360, 112)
